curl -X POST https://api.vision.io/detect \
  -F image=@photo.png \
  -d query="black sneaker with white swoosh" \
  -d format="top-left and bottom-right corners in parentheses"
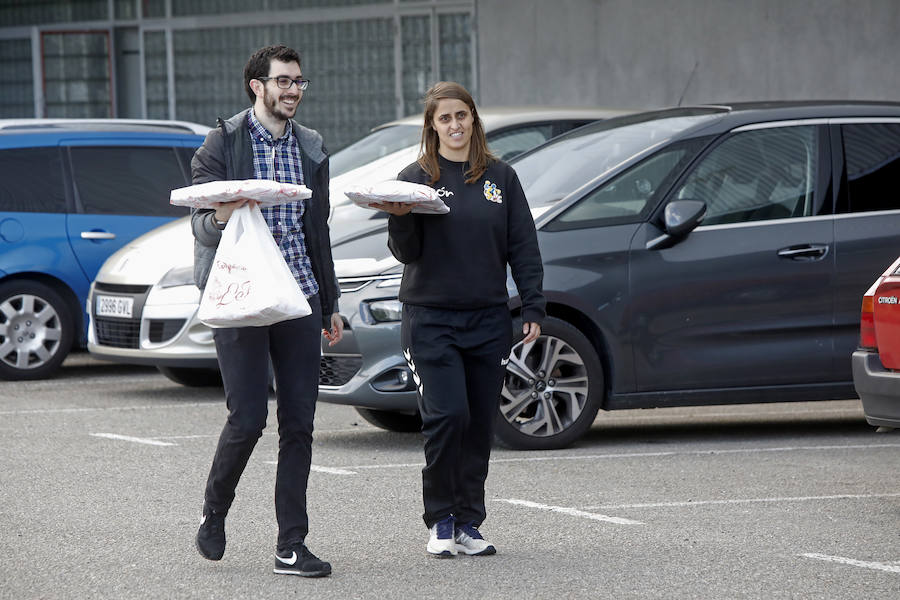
top-left (195, 506), bottom-right (226, 561)
top-left (273, 543), bottom-right (332, 577)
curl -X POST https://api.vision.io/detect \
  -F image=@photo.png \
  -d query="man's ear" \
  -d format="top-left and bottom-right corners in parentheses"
top-left (249, 78), bottom-right (264, 99)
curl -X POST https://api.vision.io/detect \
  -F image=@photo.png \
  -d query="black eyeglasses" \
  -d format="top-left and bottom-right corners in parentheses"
top-left (257, 76), bottom-right (310, 91)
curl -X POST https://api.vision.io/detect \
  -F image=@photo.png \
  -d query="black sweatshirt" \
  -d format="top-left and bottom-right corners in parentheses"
top-left (388, 156), bottom-right (546, 324)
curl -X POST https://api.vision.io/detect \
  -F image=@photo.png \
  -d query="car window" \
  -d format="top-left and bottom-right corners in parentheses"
top-left (515, 112), bottom-right (721, 208)
top-left (676, 126), bottom-right (818, 225)
top-left (176, 146), bottom-right (197, 181)
top-left (69, 146), bottom-right (189, 217)
top-left (546, 145), bottom-right (695, 230)
top-left (487, 125), bottom-right (554, 162)
top-left (552, 119), bottom-right (595, 136)
top-left (840, 122), bottom-right (900, 213)
top-left (0, 147), bottom-right (67, 213)
top-left (332, 227), bottom-right (390, 261)
top-left (329, 124), bottom-right (421, 177)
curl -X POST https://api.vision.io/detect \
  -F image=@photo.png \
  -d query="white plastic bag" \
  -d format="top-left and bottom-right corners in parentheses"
top-left (198, 203), bottom-right (312, 328)
top-left (344, 180), bottom-right (450, 214)
top-left (170, 179), bottom-right (312, 209)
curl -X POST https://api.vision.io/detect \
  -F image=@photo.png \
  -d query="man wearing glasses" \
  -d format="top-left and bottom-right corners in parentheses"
top-left (191, 44), bottom-right (341, 578)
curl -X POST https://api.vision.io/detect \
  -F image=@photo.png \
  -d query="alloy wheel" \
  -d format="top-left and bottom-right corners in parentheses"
top-left (500, 334), bottom-right (590, 438)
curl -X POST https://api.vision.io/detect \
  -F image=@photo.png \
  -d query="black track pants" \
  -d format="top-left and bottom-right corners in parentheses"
top-left (401, 303), bottom-right (512, 528)
top-left (203, 294), bottom-right (322, 550)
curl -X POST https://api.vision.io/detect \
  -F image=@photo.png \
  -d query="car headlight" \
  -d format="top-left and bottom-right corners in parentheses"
top-left (158, 265), bottom-right (195, 289)
top-left (365, 298), bottom-right (403, 323)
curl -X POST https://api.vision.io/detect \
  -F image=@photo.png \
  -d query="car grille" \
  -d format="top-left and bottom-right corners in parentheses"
top-left (92, 282), bottom-right (154, 348)
top-left (93, 282), bottom-right (152, 294)
top-left (148, 319), bottom-right (186, 343)
top-left (319, 355), bottom-right (363, 386)
top-left (94, 317), bottom-right (141, 349)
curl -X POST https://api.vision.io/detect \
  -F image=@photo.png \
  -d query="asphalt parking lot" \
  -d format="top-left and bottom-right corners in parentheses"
top-left (1, 351), bottom-right (898, 599)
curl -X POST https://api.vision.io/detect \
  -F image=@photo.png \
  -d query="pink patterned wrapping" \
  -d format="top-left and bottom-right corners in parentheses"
top-left (170, 179), bottom-right (312, 209)
top-left (344, 180), bottom-right (449, 215)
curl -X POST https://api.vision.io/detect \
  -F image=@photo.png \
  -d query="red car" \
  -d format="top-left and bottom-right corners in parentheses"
top-left (852, 255), bottom-right (900, 430)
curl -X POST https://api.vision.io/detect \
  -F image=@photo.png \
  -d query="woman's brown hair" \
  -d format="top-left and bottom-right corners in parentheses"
top-left (417, 81), bottom-right (495, 185)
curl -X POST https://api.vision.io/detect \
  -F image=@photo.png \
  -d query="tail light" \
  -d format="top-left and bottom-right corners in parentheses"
top-left (859, 255), bottom-right (900, 353)
top-left (873, 278), bottom-right (900, 368)
top-left (859, 287), bottom-right (878, 350)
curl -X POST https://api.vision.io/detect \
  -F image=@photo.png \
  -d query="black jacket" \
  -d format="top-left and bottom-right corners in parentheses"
top-left (388, 156), bottom-right (545, 325)
top-left (190, 108), bottom-right (339, 328)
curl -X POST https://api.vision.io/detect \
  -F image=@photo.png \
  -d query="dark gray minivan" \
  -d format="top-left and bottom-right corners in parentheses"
top-left (320, 102), bottom-right (900, 449)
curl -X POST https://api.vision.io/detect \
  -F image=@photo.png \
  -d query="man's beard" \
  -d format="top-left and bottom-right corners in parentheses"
top-left (262, 88), bottom-right (299, 122)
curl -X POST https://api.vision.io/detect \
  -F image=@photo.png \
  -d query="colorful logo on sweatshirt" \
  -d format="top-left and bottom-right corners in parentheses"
top-left (483, 180), bottom-right (502, 203)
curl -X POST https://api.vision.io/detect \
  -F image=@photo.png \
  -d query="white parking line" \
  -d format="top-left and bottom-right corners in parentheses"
top-left (263, 461), bottom-right (358, 475)
top-left (153, 427), bottom-right (371, 441)
top-left (310, 465), bottom-right (358, 475)
top-left (331, 443), bottom-right (900, 472)
top-left (585, 492), bottom-right (900, 510)
top-left (1, 402), bottom-right (216, 415)
top-left (349, 461), bottom-right (424, 470)
top-left (90, 433), bottom-right (176, 446)
top-left (487, 443), bottom-right (900, 464)
top-left (495, 498), bottom-right (644, 525)
top-left (801, 553), bottom-right (900, 574)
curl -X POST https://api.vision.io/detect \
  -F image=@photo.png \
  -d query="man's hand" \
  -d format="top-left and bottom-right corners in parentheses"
top-left (213, 198), bottom-right (256, 223)
top-left (323, 313), bottom-right (344, 346)
top-left (522, 322), bottom-right (541, 344)
top-left (368, 201), bottom-right (413, 216)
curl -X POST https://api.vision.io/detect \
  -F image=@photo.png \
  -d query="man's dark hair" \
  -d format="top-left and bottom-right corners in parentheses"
top-left (244, 45), bottom-right (301, 104)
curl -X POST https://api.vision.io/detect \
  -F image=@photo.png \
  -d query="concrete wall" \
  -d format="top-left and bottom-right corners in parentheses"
top-left (476, 0), bottom-right (900, 110)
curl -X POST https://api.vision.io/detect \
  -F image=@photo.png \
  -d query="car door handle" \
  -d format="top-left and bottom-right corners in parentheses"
top-left (777, 244), bottom-right (829, 261)
top-left (81, 231), bottom-right (116, 240)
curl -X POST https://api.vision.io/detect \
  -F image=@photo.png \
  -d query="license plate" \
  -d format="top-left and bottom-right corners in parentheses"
top-left (95, 295), bottom-right (134, 319)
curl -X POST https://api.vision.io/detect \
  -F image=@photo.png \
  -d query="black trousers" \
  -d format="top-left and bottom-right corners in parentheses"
top-left (203, 294), bottom-right (322, 550)
top-left (401, 303), bottom-right (512, 528)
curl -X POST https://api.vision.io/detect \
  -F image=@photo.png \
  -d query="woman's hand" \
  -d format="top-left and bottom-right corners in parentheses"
top-left (323, 313), bottom-right (344, 347)
top-left (522, 322), bottom-right (541, 344)
top-left (213, 198), bottom-right (256, 223)
top-left (368, 201), bottom-right (413, 216)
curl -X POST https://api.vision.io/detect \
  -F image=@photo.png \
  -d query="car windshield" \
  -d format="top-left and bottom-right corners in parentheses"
top-left (332, 225), bottom-right (391, 260)
top-left (330, 124), bottom-right (421, 177)
top-left (513, 108), bottom-right (726, 207)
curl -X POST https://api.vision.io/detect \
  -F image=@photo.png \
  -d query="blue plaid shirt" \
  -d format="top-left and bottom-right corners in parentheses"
top-left (248, 109), bottom-right (318, 298)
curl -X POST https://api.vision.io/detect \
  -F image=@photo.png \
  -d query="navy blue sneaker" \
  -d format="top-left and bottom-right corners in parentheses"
top-left (426, 515), bottom-right (457, 557)
top-left (455, 522), bottom-right (496, 556)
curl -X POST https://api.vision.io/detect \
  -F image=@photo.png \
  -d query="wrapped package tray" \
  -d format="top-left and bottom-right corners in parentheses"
top-left (171, 179), bottom-right (312, 209)
top-left (344, 180), bottom-right (449, 214)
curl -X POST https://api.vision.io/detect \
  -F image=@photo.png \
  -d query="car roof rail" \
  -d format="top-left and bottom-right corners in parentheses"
top-left (0, 118), bottom-right (210, 135)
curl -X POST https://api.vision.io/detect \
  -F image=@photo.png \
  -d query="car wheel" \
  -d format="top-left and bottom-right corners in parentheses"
top-left (355, 407), bottom-right (422, 432)
top-left (157, 366), bottom-right (222, 387)
top-left (494, 316), bottom-right (604, 450)
top-left (0, 280), bottom-right (74, 381)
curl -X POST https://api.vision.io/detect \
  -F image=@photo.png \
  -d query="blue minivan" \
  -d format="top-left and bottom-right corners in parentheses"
top-left (0, 119), bottom-right (208, 380)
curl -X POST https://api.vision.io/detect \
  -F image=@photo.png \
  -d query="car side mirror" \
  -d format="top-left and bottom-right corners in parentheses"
top-left (665, 200), bottom-right (706, 236)
top-left (646, 200), bottom-right (707, 250)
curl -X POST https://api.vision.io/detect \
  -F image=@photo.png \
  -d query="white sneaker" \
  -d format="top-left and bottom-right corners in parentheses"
top-left (454, 522), bottom-right (496, 556)
top-left (426, 516), bottom-right (457, 557)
